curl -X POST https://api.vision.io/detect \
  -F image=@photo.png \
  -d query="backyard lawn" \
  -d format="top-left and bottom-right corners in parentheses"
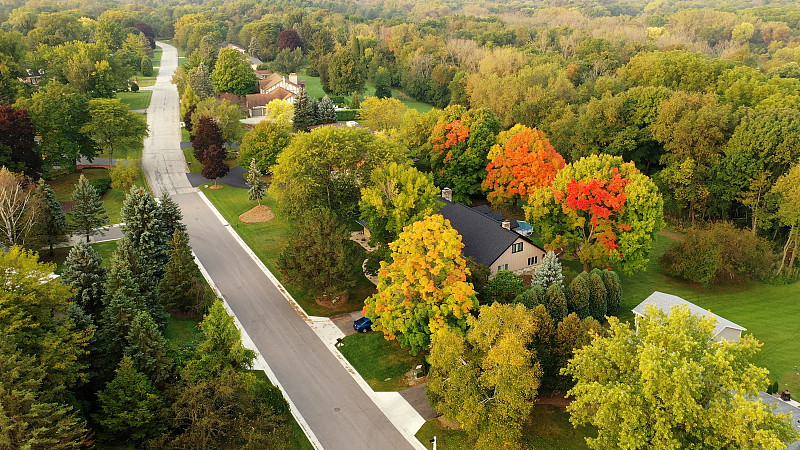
top-left (339, 331), bottom-right (425, 391)
top-left (115, 90), bottom-right (152, 110)
top-left (200, 185), bottom-right (373, 316)
top-left (48, 166), bottom-right (149, 223)
top-left (42, 240), bottom-right (118, 274)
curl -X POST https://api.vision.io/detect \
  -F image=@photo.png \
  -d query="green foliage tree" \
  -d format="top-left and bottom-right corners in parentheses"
top-left (34, 180), bottom-right (68, 254)
top-left (158, 229), bottom-right (208, 315)
top-left (237, 120), bottom-right (291, 173)
top-left (140, 55), bottom-right (153, 77)
top-left (484, 270), bottom-right (525, 304)
top-left (544, 283), bottom-right (568, 323)
top-left (68, 174), bottom-right (108, 243)
top-left (158, 190), bottom-right (187, 238)
top-left (82, 98), bottom-right (148, 163)
top-left (188, 62), bottom-right (214, 98)
top-left (109, 159), bottom-right (140, 191)
top-left (121, 186), bottom-right (169, 275)
top-left (427, 303), bottom-right (544, 448)
top-left (124, 311), bottom-right (172, 385)
top-left (531, 251), bottom-right (564, 291)
top-left (245, 159), bottom-right (267, 205)
top-left (248, 36), bottom-right (262, 59)
top-left (100, 244), bottom-right (150, 361)
top-left (292, 88), bottom-right (316, 132)
top-left (772, 163), bottom-right (800, 276)
top-left (327, 44), bottom-right (365, 95)
top-left (179, 84), bottom-right (201, 119)
top-left (600, 270), bottom-right (621, 316)
top-left (364, 214), bottom-right (478, 354)
top-left (553, 313), bottom-right (601, 388)
top-left (351, 91), bottom-right (360, 109)
top-left (374, 66), bottom-right (392, 98)
top-left (359, 162), bottom-right (440, 244)
top-left (191, 97), bottom-right (243, 144)
top-left (61, 242), bottom-right (106, 318)
top-left (563, 305), bottom-right (799, 449)
top-left (211, 47), bottom-right (258, 96)
top-left (587, 269), bottom-right (607, 320)
top-left (566, 274), bottom-right (590, 319)
top-left (270, 47), bottom-right (305, 74)
top-left (359, 97), bottom-right (408, 132)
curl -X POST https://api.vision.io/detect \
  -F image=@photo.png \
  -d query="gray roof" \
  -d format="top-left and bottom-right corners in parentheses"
top-left (759, 392), bottom-right (800, 449)
top-left (437, 198), bottom-right (542, 267)
top-left (470, 204), bottom-right (519, 228)
top-left (632, 292), bottom-right (746, 336)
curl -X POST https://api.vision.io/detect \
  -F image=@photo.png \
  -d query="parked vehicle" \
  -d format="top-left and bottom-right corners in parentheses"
top-left (353, 317), bottom-right (373, 333)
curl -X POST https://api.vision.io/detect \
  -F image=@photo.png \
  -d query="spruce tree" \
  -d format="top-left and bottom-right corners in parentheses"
top-left (124, 311), bottom-right (172, 386)
top-left (159, 229), bottom-right (205, 314)
top-left (514, 284), bottom-right (544, 309)
top-left (106, 236), bottom-right (166, 328)
top-left (248, 36), bottom-right (262, 59)
top-left (245, 158), bottom-right (266, 205)
top-left (188, 62), bottom-right (214, 99)
top-left (101, 250), bottom-right (149, 362)
top-left (588, 268), bottom-right (608, 321)
top-left (121, 187), bottom-right (169, 277)
top-left (292, 89), bottom-right (315, 132)
top-left (543, 283), bottom-right (568, 323)
top-left (62, 242), bottom-right (106, 318)
top-left (69, 174), bottom-right (108, 243)
top-left (35, 179), bottom-right (68, 254)
top-left (532, 251), bottom-right (564, 291)
top-left (158, 190), bottom-right (187, 238)
top-left (601, 269), bottom-right (621, 316)
top-left (310, 97), bottom-right (321, 125)
top-left (566, 273), bottom-right (590, 319)
top-left (319, 96), bottom-right (337, 123)
top-left (95, 356), bottom-right (164, 443)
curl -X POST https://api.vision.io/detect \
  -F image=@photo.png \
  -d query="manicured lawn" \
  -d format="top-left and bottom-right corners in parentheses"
top-left (115, 90), bottom-right (152, 110)
top-left (43, 240), bottom-right (118, 274)
top-left (163, 316), bottom-right (202, 347)
top-left (48, 166), bottom-right (149, 223)
top-left (200, 185), bottom-right (372, 316)
top-left (183, 147), bottom-right (202, 174)
top-left (339, 331), bottom-right (425, 391)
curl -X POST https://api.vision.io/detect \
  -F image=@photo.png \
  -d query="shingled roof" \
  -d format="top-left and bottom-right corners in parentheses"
top-left (437, 198), bottom-right (530, 267)
top-left (632, 292), bottom-right (747, 337)
top-left (245, 88), bottom-right (293, 108)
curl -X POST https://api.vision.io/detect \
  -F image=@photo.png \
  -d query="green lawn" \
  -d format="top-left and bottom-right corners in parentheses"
top-left (48, 166), bottom-right (149, 223)
top-left (115, 90), bottom-right (152, 110)
top-left (339, 331), bottom-right (425, 391)
top-left (42, 240), bottom-right (118, 274)
top-left (164, 316), bottom-right (202, 346)
top-left (200, 185), bottom-right (373, 316)
top-left (183, 147), bottom-right (202, 174)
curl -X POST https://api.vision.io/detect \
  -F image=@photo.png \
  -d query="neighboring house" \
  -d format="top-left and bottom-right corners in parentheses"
top-left (247, 56), bottom-right (263, 70)
top-left (437, 188), bottom-right (546, 277)
top-left (257, 73), bottom-right (304, 96)
top-left (759, 392), bottom-right (800, 450)
top-left (245, 88), bottom-right (294, 116)
top-left (224, 43), bottom-right (246, 53)
top-left (632, 292), bottom-right (747, 342)
top-left (254, 69), bottom-right (272, 79)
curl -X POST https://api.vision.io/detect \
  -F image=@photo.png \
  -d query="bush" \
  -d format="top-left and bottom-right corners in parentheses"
top-left (89, 177), bottom-right (112, 196)
top-left (130, 82), bottom-right (139, 92)
top-left (327, 96), bottom-right (345, 105)
top-left (484, 270), bottom-right (525, 304)
top-left (660, 222), bottom-right (776, 287)
top-left (335, 109), bottom-right (359, 122)
top-left (110, 159), bottom-right (141, 191)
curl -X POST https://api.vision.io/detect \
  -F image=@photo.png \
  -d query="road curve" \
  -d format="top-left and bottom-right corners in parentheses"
top-left (145, 42), bottom-right (415, 450)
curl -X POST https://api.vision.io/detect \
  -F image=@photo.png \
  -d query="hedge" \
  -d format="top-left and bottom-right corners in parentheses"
top-left (335, 109), bottom-right (359, 122)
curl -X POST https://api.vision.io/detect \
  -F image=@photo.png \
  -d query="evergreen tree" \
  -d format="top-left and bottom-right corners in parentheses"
top-left (121, 187), bottom-right (169, 277)
top-left (68, 174), bottom-right (108, 243)
top-left (159, 229), bottom-right (206, 314)
top-left (140, 56), bottom-right (153, 77)
top-left (588, 269), bottom-right (608, 321)
top-left (319, 96), bottom-right (337, 123)
top-left (158, 190), bottom-right (187, 238)
top-left (95, 356), bottom-right (164, 443)
top-left (514, 284), bottom-right (544, 310)
top-left (351, 92), bottom-right (360, 109)
top-left (484, 270), bottom-right (525, 304)
top-left (601, 270), bottom-right (621, 316)
top-left (532, 251), bottom-right (564, 291)
top-left (292, 89), bottom-right (315, 132)
top-left (124, 311), bottom-right (172, 385)
top-left (101, 249), bottom-right (149, 363)
top-left (201, 144), bottom-right (230, 183)
top-left (310, 97), bottom-right (321, 125)
top-left (35, 179), bottom-right (68, 254)
top-left (248, 36), bottom-right (262, 59)
top-left (374, 66), bottom-right (392, 99)
top-left (543, 283), bottom-right (568, 323)
top-left (567, 273), bottom-right (591, 319)
top-left (62, 242), bottom-right (106, 318)
top-left (188, 62), bottom-right (214, 99)
top-left (245, 158), bottom-right (267, 205)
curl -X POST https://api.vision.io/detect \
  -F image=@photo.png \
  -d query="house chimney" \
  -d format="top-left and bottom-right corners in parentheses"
top-left (289, 73), bottom-right (298, 84)
top-left (502, 220), bottom-right (511, 230)
top-left (441, 187), bottom-right (452, 202)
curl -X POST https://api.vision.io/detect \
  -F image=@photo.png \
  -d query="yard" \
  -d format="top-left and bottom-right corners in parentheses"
top-left (48, 166), bottom-right (149, 224)
top-left (200, 185), bottom-right (374, 316)
top-left (42, 240), bottom-right (118, 274)
top-left (115, 90), bottom-right (152, 110)
top-left (339, 331), bottom-right (426, 391)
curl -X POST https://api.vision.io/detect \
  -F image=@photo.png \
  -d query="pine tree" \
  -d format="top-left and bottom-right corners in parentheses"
top-left (319, 96), bottom-right (337, 123)
top-left (248, 36), bottom-right (262, 59)
top-left (292, 89), bottom-right (315, 132)
top-left (351, 91), bottom-right (360, 109)
top-left (601, 270), bottom-right (621, 316)
top-left (95, 356), bottom-right (164, 443)
top-left (532, 251), bottom-right (564, 291)
top-left (188, 62), bottom-right (214, 99)
top-left (246, 158), bottom-right (266, 205)
top-left (202, 144), bottom-right (230, 183)
top-left (124, 311), bottom-right (172, 385)
top-left (310, 97), bottom-right (321, 125)
top-left (62, 242), bottom-right (106, 318)
top-left (35, 179), bottom-right (68, 254)
top-left (544, 283), bottom-right (568, 323)
top-left (158, 190), bottom-right (187, 238)
top-left (159, 229), bottom-right (205, 314)
top-left (69, 174), bottom-right (108, 243)
top-left (566, 273), bottom-right (590, 319)
top-left (588, 269), bottom-right (608, 321)
top-left (121, 187), bottom-right (169, 277)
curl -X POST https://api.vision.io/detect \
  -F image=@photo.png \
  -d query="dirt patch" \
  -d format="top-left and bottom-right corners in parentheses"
top-left (239, 204), bottom-right (274, 223)
top-left (314, 292), bottom-right (350, 308)
top-left (437, 415), bottom-right (461, 430)
top-left (208, 184), bottom-right (224, 190)
top-left (404, 370), bottom-right (427, 387)
top-left (659, 229), bottom-right (685, 241)
top-left (535, 391), bottom-right (572, 407)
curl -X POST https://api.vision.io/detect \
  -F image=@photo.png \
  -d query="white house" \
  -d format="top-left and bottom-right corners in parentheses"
top-left (632, 292), bottom-right (746, 342)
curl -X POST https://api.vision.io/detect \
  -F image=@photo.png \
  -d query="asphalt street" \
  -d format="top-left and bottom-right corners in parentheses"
top-left (144, 42), bottom-right (415, 450)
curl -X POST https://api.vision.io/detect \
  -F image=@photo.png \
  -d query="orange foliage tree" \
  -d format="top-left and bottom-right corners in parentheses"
top-left (482, 125), bottom-right (566, 209)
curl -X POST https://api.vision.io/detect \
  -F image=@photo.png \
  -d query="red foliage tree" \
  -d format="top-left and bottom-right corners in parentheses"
top-left (482, 125), bottom-right (565, 209)
top-left (134, 22), bottom-right (156, 49)
top-left (201, 145), bottom-right (230, 183)
top-left (278, 30), bottom-right (304, 51)
top-left (0, 106), bottom-right (40, 178)
top-left (192, 116), bottom-right (224, 164)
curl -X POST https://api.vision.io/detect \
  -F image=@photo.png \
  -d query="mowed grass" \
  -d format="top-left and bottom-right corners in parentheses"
top-left (43, 240), bottom-right (118, 274)
top-left (48, 166), bottom-right (149, 223)
top-left (339, 331), bottom-right (425, 391)
top-left (164, 316), bottom-right (202, 347)
top-left (115, 90), bottom-right (152, 110)
top-left (200, 185), bottom-right (373, 316)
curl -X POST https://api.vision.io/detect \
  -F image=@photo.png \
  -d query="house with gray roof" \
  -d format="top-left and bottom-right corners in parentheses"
top-left (632, 292), bottom-right (747, 342)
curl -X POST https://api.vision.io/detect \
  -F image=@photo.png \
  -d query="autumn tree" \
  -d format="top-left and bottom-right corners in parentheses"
top-left (263, 99), bottom-right (294, 129)
top-left (191, 97), bottom-right (243, 144)
top-left (201, 145), bottom-right (229, 183)
top-left (69, 174), bottom-right (108, 243)
top-left (427, 303), bottom-right (544, 448)
top-left (526, 154), bottom-right (664, 274)
top-left (358, 162), bottom-right (440, 244)
top-left (564, 305), bottom-right (799, 449)
top-left (0, 105), bottom-right (40, 178)
top-left (237, 120), bottom-right (291, 173)
top-left (482, 125), bottom-right (566, 210)
top-left (363, 214), bottom-right (478, 354)
top-left (358, 97), bottom-right (407, 132)
top-left (191, 116), bottom-right (224, 164)
top-left (278, 29), bottom-right (303, 50)
top-left (211, 48), bottom-right (258, 96)
top-left (82, 98), bottom-right (148, 163)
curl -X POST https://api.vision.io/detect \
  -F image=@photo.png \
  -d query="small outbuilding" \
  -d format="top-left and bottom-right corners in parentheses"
top-left (632, 291), bottom-right (746, 342)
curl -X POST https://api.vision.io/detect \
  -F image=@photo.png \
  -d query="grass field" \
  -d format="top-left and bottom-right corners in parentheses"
top-left (200, 185), bottom-right (373, 316)
top-left (42, 240), bottom-right (118, 274)
top-left (115, 90), bottom-right (152, 110)
top-left (48, 166), bottom-right (149, 223)
top-left (339, 331), bottom-right (426, 391)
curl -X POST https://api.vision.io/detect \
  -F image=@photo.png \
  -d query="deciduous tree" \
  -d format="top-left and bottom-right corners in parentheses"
top-left (263, 99), bottom-right (294, 129)
top-left (237, 120), bottom-right (291, 173)
top-left (191, 97), bottom-right (243, 144)
top-left (0, 168), bottom-right (41, 249)
top-left (82, 98), bottom-right (148, 162)
top-left (211, 48), bottom-right (258, 96)
top-left (484, 270), bottom-right (525, 304)
top-left (358, 97), bottom-right (407, 132)
top-left (771, 165), bottom-right (800, 276)
top-left (201, 144), bottom-right (229, 183)
top-left (0, 105), bottom-right (40, 178)
top-left (191, 116), bottom-right (224, 164)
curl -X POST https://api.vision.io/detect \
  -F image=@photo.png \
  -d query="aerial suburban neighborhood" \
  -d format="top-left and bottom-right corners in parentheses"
top-left (2, 0), bottom-right (800, 448)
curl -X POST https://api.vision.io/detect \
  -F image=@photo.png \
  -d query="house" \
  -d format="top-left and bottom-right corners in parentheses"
top-left (254, 69), bottom-right (272, 79)
top-left (437, 188), bottom-right (546, 277)
top-left (632, 292), bottom-right (746, 342)
top-left (242, 72), bottom-right (307, 117)
top-left (247, 56), bottom-right (263, 70)
top-left (245, 88), bottom-right (295, 116)
top-left (257, 72), bottom-right (304, 96)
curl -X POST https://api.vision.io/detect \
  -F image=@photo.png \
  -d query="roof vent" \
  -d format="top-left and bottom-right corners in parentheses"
top-left (441, 187), bottom-right (452, 202)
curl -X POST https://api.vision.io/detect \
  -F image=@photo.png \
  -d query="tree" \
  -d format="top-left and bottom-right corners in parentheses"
top-left (327, 45), bottom-right (365, 95)
top-left (358, 97), bottom-right (408, 132)
top-left (82, 98), bottom-right (148, 163)
top-left (134, 22), bottom-right (156, 48)
top-left (248, 36), bottom-right (262, 59)
top-left (270, 47), bottom-right (305, 74)
top-left (140, 55), bottom-right (153, 77)
top-left (211, 48), bottom-right (258, 96)
top-left (563, 305), bottom-right (799, 449)
top-left (124, 311), bottom-right (172, 385)
top-left (245, 159), bottom-right (267, 205)
top-left (121, 187), bottom-right (169, 275)
top-left (35, 180), bottom-right (68, 254)
top-left (374, 66), bottom-right (392, 98)
top-left (159, 229), bottom-right (208, 315)
top-left (110, 159), bottom-right (140, 191)
top-left (526, 154), bottom-right (664, 274)
top-left (0, 168), bottom-right (41, 249)
top-left (587, 269), bottom-right (607, 320)
top-left (191, 98), bottom-right (243, 144)
top-left (772, 164), bottom-right (800, 276)
top-left (0, 105), bottom-right (40, 178)
top-left (278, 29), bottom-right (303, 50)
top-left (482, 125), bottom-right (566, 210)
top-left (188, 62), bottom-right (214, 98)
top-left (263, 99), bottom-right (294, 129)
top-left (158, 190), bottom-right (187, 238)
top-left (201, 145), bottom-right (229, 183)
top-left (484, 270), bottom-right (525, 304)
top-left (566, 273), bottom-right (591, 319)
top-left (359, 162), bottom-right (440, 244)
top-left (180, 84), bottom-right (201, 119)
top-left (277, 208), bottom-right (360, 297)
top-left (68, 174), bottom-right (108, 243)
top-left (192, 116), bottom-right (224, 164)
top-left (532, 251), bottom-right (564, 291)
top-left (351, 92), bottom-right (360, 109)
top-left (427, 303), bottom-right (544, 448)
top-left (600, 270), bottom-right (621, 316)
top-left (237, 120), bottom-right (291, 173)
top-left (269, 126), bottom-right (406, 220)
top-left (95, 356), bottom-right (164, 442)
top-left (363, 214), bottom-right (478, 354)
top-left (553, 313), bottom-right (601, 388)
top-left (61, 242), bottom-right (106, 318)
top-left (292, 88), bottom-right (316, 132)
top-left (318, 96), bottom-right (337, 124)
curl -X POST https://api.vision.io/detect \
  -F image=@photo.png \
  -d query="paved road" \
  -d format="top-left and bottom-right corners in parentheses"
top-left (145, 42), bottom-right (415, 450)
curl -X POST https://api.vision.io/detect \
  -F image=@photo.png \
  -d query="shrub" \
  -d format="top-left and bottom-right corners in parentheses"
top-left (484, 270), bottom-right (525, 304)
top-left (110, 159), bottom-right (140, 191)
top-left (89, 177), bottom-right (112, 196)
top-left (660, 222), bottom-right (777, 287)
top-left (566, 273), bottom-right (590, 318)
top-left (335, 109), bottom-right (358, 122)
top-left (130, 82), bottom-right (139, 92)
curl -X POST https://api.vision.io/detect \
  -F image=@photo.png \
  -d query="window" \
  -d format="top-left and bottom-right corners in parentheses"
top-left (527, 256), bottom-right (538, 265)
top-left (511, 242), bottom-right (523, 253)
top-left (497, 264), bottom-right (508, 271)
